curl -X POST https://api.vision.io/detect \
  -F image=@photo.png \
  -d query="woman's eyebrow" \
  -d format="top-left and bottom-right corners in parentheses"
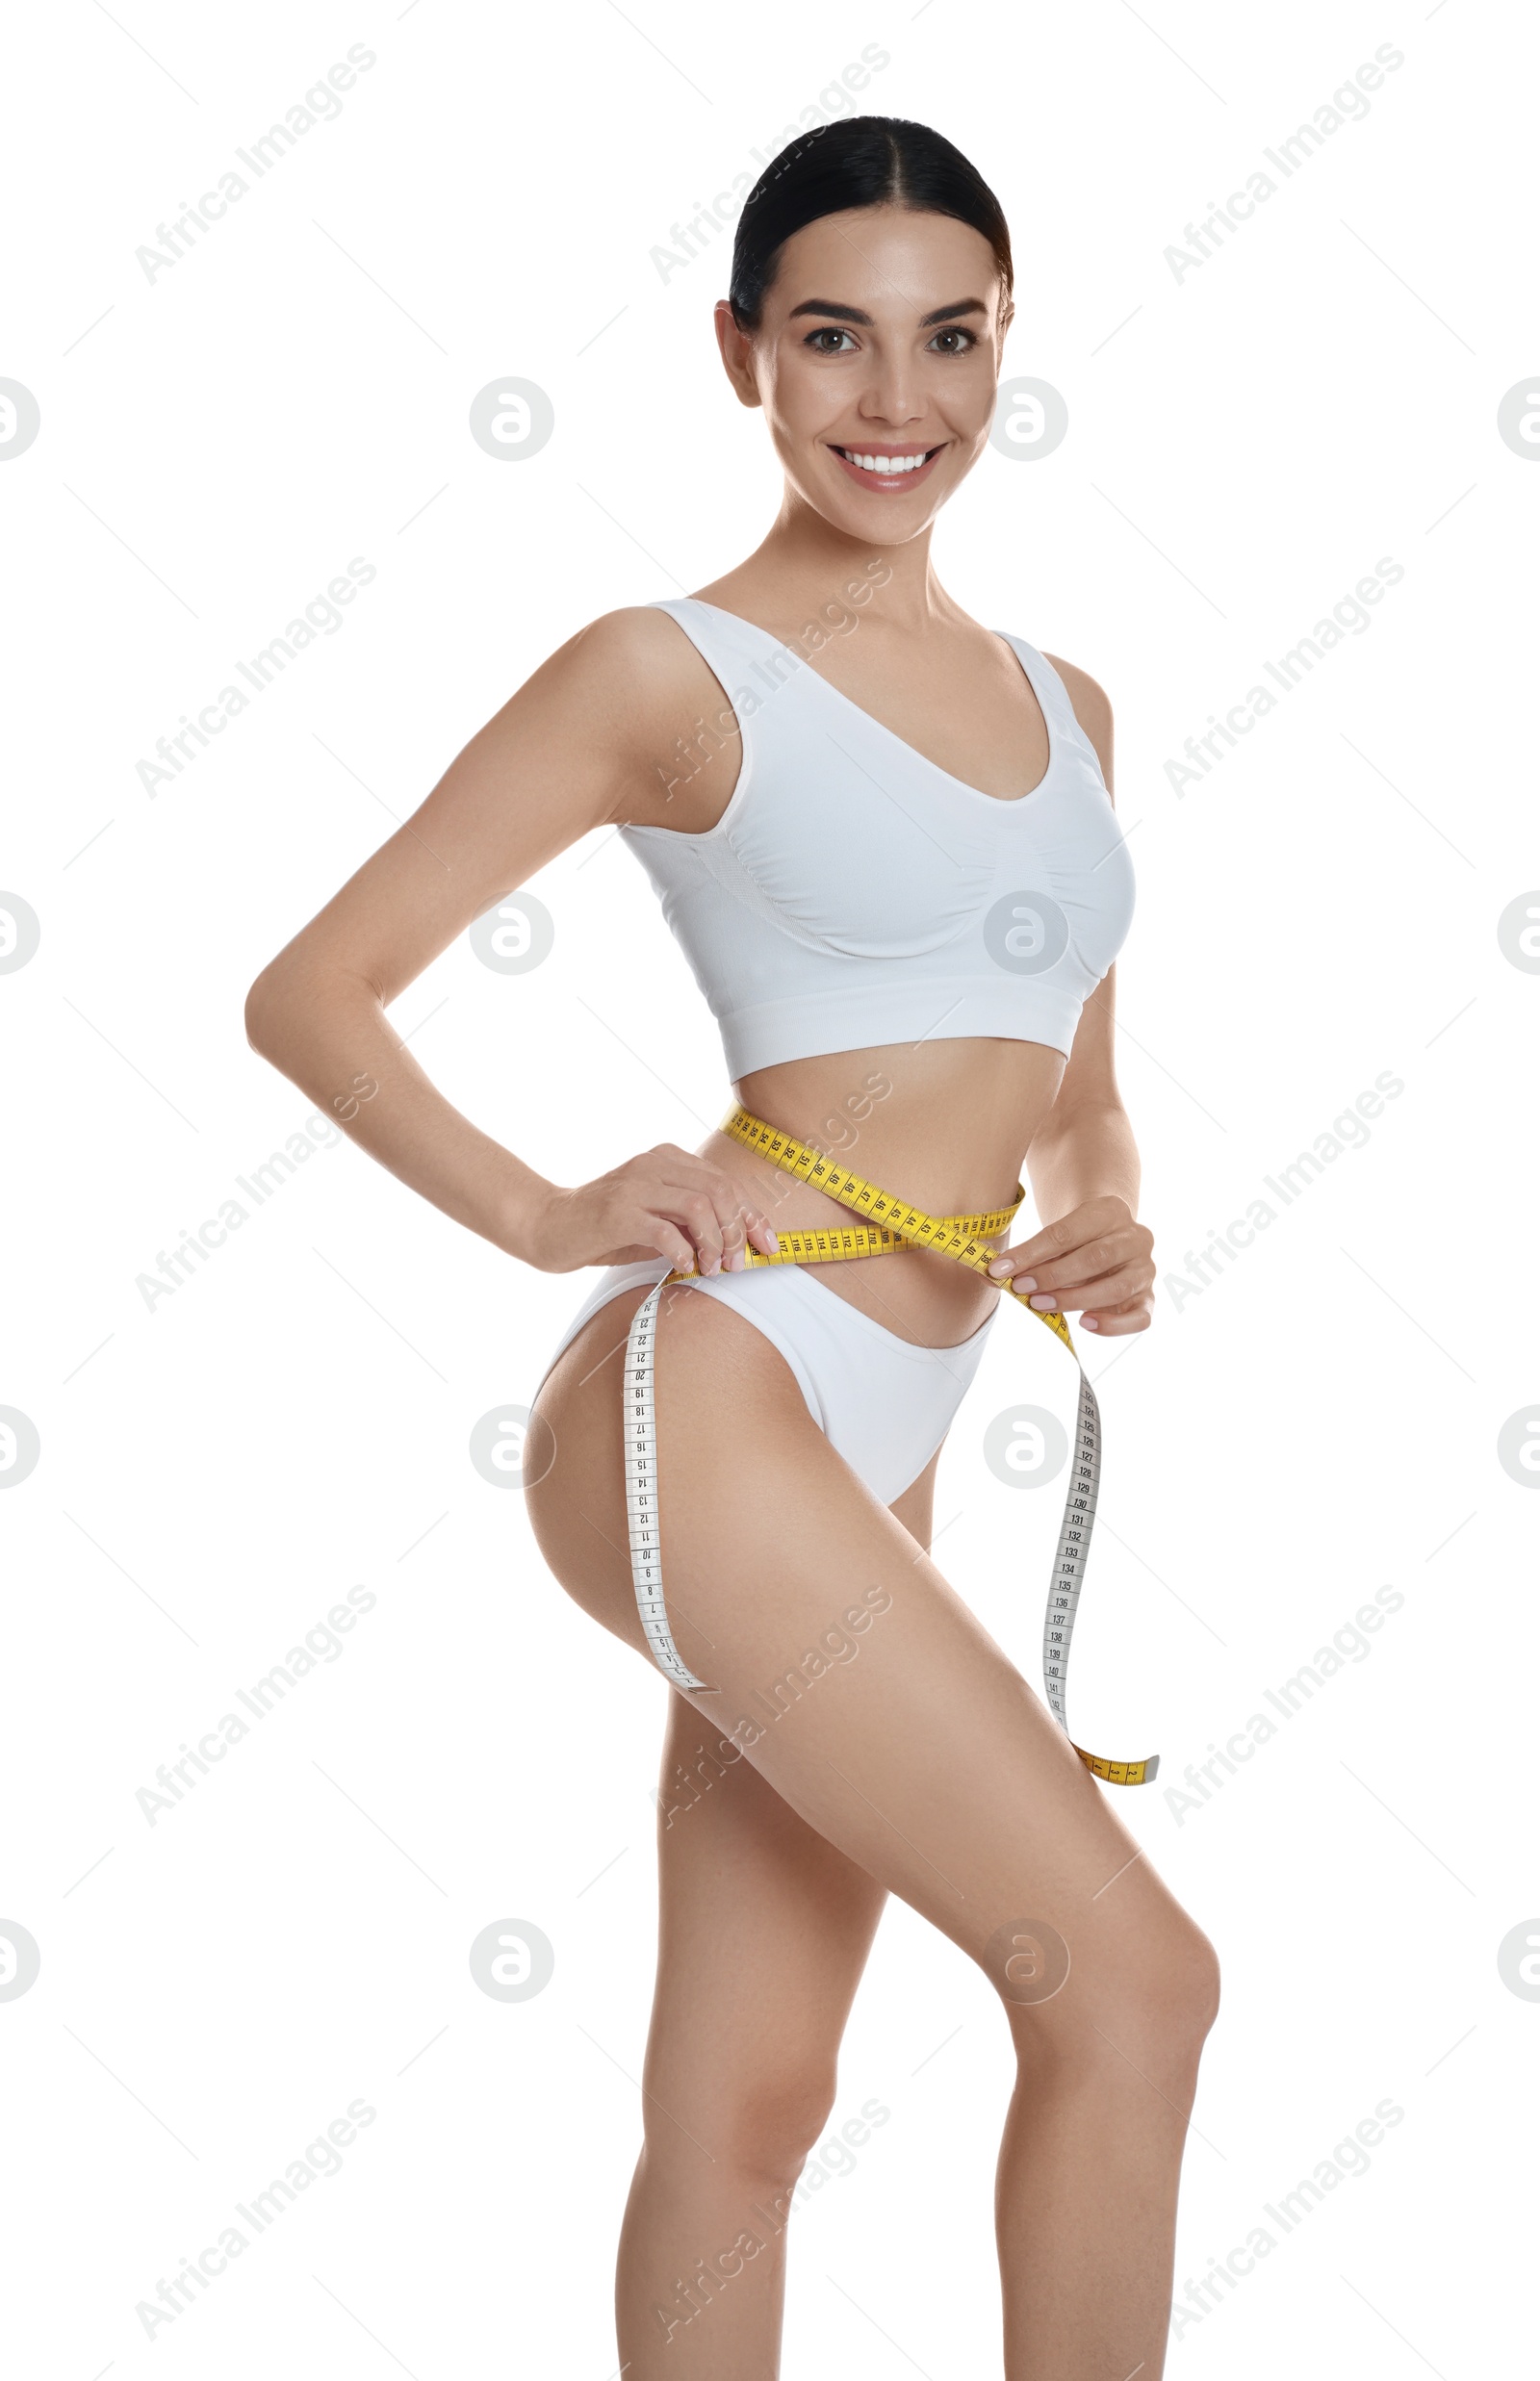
top-left (787, 299), bottom-right (873, 323)
top-left (785, 296), bottom-right (989, 326)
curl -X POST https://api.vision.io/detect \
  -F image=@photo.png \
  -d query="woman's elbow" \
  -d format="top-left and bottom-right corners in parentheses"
top-left (244, 963), bottom-right (295, 1058)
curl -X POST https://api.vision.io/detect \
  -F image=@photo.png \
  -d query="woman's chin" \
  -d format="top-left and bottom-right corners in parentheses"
top-left (787, 475), bottom-right (943, 544)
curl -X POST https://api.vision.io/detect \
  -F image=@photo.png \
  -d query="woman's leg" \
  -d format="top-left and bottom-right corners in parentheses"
top-left (616, 1685), bottom-right (887, 2374)
top-left (609, 1446), bottom-right (946, 2379)
top-left (528, 1287), bottom-right (1219, 2381)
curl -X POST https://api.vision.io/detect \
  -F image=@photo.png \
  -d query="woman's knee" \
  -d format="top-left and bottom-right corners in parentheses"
top-left (1102, 1909), bottom-right (1220, 2070)
top-left (987, 1903), bottom-right (1220, 2076)
top-left (1136, 1914), bottom-right (1221, 2056)
top-left (654, 2060), bottom-right (839, 2189)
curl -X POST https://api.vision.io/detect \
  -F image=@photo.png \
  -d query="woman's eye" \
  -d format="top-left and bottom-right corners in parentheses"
top-left (805, 326), bottom-right (858, 354)
top-left (927, 326), bottom-right (977, 354)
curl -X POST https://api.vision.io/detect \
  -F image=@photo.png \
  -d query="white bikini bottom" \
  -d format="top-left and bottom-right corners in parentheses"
top-left (535, 1259), bottom-right (998, 1508)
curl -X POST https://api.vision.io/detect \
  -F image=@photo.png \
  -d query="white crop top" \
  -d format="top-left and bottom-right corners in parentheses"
top-left (619, 599), bottom-right (1135, 1077)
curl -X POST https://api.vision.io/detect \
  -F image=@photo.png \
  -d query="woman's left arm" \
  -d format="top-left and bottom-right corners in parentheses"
top-left (986, 659), bottom-right (1156, 1336)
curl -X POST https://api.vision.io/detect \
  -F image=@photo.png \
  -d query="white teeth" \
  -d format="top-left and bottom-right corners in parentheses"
top-left (842, 448), bottom-right (929, 474)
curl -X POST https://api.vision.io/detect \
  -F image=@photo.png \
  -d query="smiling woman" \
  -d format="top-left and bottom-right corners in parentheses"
top-left (719, 115), bottom-right (1015, 517)
top-left (244, 111), bottom-right (1216, 2381)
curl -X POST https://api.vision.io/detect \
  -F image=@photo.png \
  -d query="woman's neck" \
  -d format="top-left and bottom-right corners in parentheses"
top-left (731, 486), bottom-right (949, 634)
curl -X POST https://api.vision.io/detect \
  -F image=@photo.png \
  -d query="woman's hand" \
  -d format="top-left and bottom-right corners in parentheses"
top-left (986, 1195), bottom-right (1155, 1335)
top-left (522, 1144), bottom-right (782, 1276)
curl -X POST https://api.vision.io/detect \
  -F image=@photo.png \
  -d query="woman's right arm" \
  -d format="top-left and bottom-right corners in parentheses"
top-left (243, 608), bottom-right (777, 1277)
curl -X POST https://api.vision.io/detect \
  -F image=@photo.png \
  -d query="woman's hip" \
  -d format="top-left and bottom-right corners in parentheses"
top-left (533, 1256), bottom-right (998, 1512)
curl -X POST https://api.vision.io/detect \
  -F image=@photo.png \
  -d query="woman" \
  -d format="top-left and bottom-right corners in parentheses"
top-left (246, 116), bottom-right (1218, 2381)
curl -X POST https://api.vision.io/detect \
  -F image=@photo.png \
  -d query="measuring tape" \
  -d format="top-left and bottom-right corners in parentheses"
top-left (622, 1106), bottom-right (1158, 1786)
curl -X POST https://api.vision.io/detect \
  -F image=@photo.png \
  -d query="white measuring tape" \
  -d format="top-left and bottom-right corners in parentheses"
top-left (620, 1109), bottom-right (1158, 1785)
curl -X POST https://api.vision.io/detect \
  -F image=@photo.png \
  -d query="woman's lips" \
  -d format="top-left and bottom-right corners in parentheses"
top-left (828, 442), bottom-right (946, 492)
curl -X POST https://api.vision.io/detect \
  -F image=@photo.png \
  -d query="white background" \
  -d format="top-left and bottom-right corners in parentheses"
top-left (2, 1), bottom-right (1535, 2373)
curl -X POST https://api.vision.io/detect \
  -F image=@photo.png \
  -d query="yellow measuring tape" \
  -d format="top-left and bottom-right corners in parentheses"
top-left (621, 1105), bottom-right (1158, 1786)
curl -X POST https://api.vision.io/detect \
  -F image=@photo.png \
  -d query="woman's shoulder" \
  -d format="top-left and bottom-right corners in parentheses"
top-left (528, 603), bottom-right (720, 733)
top-left (1038, 649), bottom-right (1115, 787)
top-left (1040, 650), bottom-right (1113, 732)
top-left (560, 602), bottom-right (696, 678)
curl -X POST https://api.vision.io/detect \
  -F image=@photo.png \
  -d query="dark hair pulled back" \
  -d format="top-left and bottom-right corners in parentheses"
top-left (728, 115), bottom-right (1013, 331)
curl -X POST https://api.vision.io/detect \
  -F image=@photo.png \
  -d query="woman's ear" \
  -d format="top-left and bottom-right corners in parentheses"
top-left (713, 298), bottom-right (764, 409)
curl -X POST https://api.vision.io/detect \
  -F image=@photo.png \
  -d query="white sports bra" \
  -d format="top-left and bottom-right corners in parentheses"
top-left (620, 599), bottom-right (1135, 1078)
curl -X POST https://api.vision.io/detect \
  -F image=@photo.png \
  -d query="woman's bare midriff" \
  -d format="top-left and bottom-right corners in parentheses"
top-left (706, 1034), bottom-right (1067, 1349)
top-left (526, 1035), bottom-right (1066, 1618)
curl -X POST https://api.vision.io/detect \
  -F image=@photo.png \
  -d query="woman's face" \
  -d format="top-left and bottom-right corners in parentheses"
top-left (715, 203), bottom-right (1012, 540)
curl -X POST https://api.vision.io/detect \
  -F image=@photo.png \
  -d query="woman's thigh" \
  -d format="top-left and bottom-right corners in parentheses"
top-left (647, 1684), bottom-right (888, 2163)
top-left (526, 1286), bottom-right (1215, 2039)
top-left (639, 1449), bottom-right (950, 2156)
